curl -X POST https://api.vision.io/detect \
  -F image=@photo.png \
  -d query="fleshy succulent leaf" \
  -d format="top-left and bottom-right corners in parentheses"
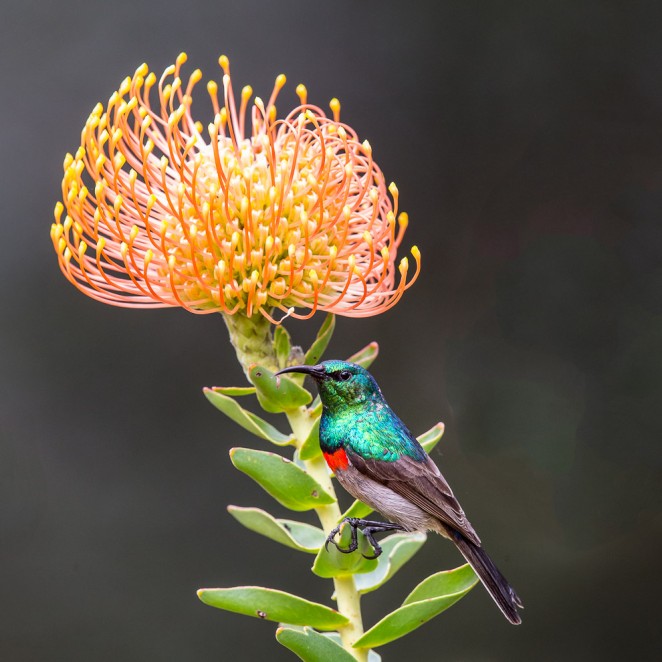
top-left (403, 563), bottom-right (478, 604)
top-left (197, 587), bottom-right (349, 630)
top-left (353, 532), bottom-right (427, 594)
top-left (227, 506), bottom-right (325, 553)
top-left (276, 626), bottom-right (357, 662)
top-left (418, 422), bottom-right (445, 453)
top-left (321, 634), bottom-right (382, 662)
top-left (340, 499), bottom-right (374, 521)
top-left (304, 313), bottom-right (336, 365)
top-left (203, 388), bottom-right (294, 445)
top-left (249, 365), bottom-right (312, 413)
top-left (274, 325), bottom-right (293, 370)
top-left (299, 416), bottom-right (322, 461)
top-left (230, 448), bottom-right (336, 511)
top-left (347, 342), bottom-right (379, 369)
top-left (352, 564), bottom-right (479, 649)
top-left (210, 385), bottom-right (257, 396)
top-left (312, 522), bottom-right (378, 578)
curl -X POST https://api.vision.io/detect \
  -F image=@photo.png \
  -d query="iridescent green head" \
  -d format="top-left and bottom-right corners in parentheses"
top-left (277, 360), bottom-right (383, 412)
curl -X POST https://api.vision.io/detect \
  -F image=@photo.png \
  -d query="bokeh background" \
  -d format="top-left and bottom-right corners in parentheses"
top-left (2, 0), bottom-right (661, 659)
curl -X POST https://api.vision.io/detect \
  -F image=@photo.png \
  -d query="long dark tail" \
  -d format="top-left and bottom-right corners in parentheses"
top-left (451, 530), bottom-right (523, 624)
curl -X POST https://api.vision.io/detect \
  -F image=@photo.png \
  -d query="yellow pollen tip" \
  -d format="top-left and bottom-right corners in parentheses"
top-left (190, 69), bottom-right (203, 84)
top-left (398, 212), bottom-right (409, 228)
top-left (388, 182), bottom-right (399, 197)
top-left (330, 98), bottom-right (341, 113)
top-left (241, 85), bottom-right (253, 100)
top-left (168, 255), bottom-right (176, 269)
top-left (97, 237), bottom-right (106, 252)
top-left (218, 55), bottom-right (229, 72)
top-left (411, 245), bottom-right (420, 260)
top-left (144, 249), bottom-right (153, 266)
top-left (79, 241), bottom-right (88, 256)
top-left (275, 74), bottom-right (286, 89)
top-left (399, 256), bottom-right (409, 271)
top-left (54, 201), bottom-right (64, 220)
top-left (296, 84), bottom-right (307, 104)
top-left (176, 52), bottom-right (188, 66)
top-left (207, 80), bottom-right (218, 96)
top-left (362, 140), bottom-right (372, 153)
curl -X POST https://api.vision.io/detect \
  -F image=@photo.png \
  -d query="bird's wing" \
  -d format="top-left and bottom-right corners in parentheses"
top-left (345, 442), bottom-right (481, 545)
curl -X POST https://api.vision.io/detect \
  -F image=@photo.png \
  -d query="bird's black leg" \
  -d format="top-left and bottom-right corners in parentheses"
top-left (325, 518), bottom-right (405, 558)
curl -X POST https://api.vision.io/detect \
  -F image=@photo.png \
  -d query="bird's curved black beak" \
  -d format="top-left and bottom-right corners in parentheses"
top-left (275, 364), bottom-right (327, 380)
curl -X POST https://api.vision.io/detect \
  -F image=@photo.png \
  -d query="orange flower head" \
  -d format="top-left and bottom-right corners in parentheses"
top-left (51, 53), bottom-right (420, 322)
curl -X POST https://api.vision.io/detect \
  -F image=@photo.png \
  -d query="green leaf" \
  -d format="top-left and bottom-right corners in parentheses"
top-left (274, 325), bottom-right (293, 369)
top-left (276, 626), bottom-right (357, 662)
top-left (304, 314), bottom-right (336, 365)
top-left (347, 342), bottom-right (379, 369)
top-left (299, 416), bottom-right (322, 461)
top-left (230, 447), bottom-right (336, 511)
top-left (320, 634), bottom-right (382, 662)
top-left (403, 563), bottom-right (478, 604)
top-left (312, 522), bottom-right (378, 578)
top-left (353, 532), bottom-right (427, 594)
top-left (197, 587), bottom-right (349, 630)
top-left (353, 565), bottom-right (479, 649)
top-left (310, 398), bottom-right (323, 418)
top-left (418, 423), bottom-right (445, 453)
top-left (227, 506), bottom-right (325, 553)
top-left (249, 365), bottom-right (312, 413)
top-left (204, 388), bottom-right (294, 446)
top-left (211, 385), bottom-right (257, 396)
top-left (340, 499), bottom-right (374, 521)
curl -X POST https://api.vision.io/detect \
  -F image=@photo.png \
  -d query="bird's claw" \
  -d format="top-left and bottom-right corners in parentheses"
top-left (325, 517), bottom-right (404, 559)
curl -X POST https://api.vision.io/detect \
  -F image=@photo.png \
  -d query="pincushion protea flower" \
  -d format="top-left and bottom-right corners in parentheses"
top-left (51, 53), bottom-right (420, 324)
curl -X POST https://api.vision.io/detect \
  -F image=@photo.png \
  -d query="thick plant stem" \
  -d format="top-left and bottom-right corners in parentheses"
top-left (287, 408), bottom-right (368, 662)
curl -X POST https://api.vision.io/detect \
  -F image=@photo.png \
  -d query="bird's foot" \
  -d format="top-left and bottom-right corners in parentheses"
top-left (325, 518), bottom-right (405, 559)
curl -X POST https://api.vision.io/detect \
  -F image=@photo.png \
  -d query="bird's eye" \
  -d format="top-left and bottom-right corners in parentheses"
top-left (338, 370), bottom-right (352, 381)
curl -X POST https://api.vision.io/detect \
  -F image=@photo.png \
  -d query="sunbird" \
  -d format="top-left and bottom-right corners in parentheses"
top-left (277, 360), bottom-right (523, 624)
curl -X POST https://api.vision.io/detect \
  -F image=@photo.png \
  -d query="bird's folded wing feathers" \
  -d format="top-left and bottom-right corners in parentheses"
top-left (346, 448), bottom-right (481, 545)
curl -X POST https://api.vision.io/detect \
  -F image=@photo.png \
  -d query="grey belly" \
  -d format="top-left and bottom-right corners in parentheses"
top-left (336, 467), bottom-right (446, 536)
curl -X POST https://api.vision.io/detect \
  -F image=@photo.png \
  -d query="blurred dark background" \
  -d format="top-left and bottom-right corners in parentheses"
top-left (1, 0), bottom-right (661, 659)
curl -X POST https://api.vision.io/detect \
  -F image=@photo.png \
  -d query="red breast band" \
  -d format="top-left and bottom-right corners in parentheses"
top-left (323, 448), bottom-right (349, 472)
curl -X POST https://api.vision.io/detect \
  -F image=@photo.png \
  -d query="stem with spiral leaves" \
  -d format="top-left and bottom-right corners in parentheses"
top-left (286, 407), bottom-right (368, 662)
